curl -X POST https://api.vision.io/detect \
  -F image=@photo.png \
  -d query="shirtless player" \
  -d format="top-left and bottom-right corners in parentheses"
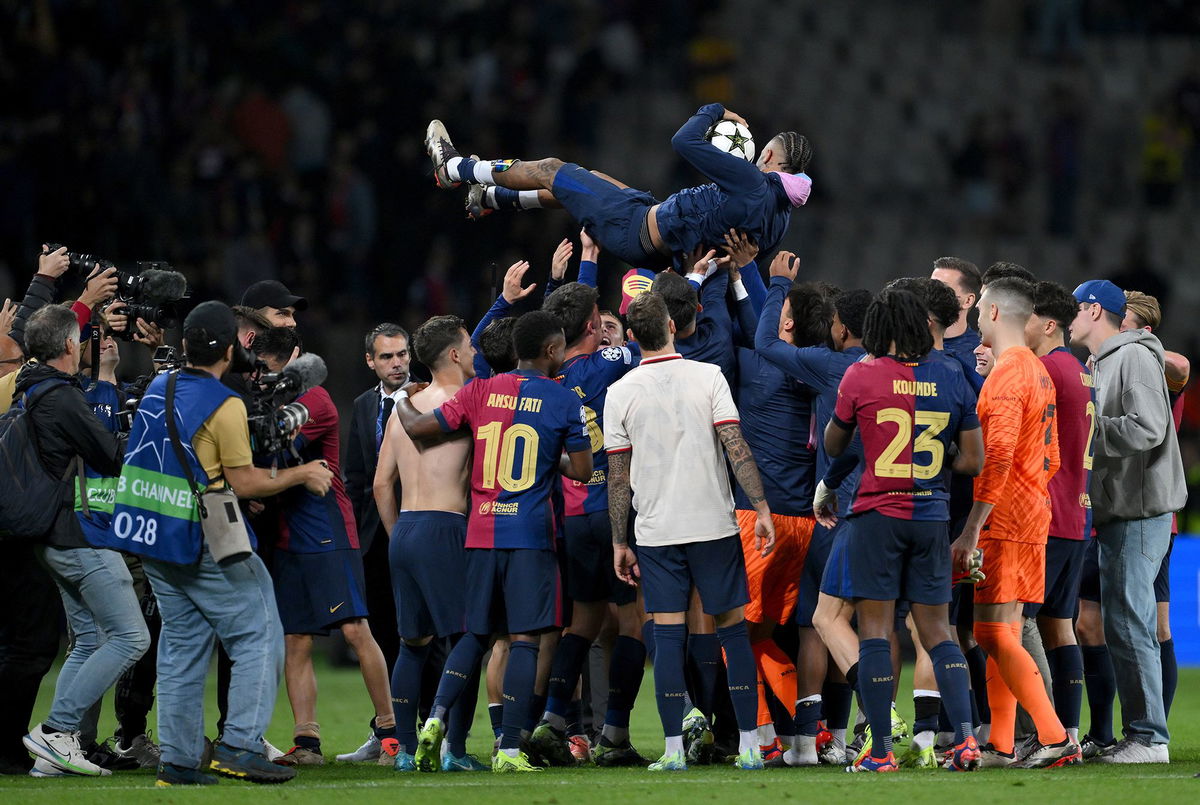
top-left (374, 315), bottom-right (483, 772)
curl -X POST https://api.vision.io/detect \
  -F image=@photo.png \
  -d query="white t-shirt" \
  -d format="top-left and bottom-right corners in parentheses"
top-left (603, 354), bottom-right (740, 547)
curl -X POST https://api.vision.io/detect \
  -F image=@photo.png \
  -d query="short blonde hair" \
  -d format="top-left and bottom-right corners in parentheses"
top-left (1123, 290), bottom-right (1161, 329)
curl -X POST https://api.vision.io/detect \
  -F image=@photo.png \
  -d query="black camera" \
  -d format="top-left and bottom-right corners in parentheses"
top-left (246, 353), bottom-right (327, 465)
top-left (45, 244), bottom-right (189, 340)
top-left (117, 346), bottom-right (185, 432)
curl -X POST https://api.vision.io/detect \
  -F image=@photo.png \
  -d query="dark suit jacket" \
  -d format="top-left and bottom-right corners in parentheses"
top-left (344, 386), bottom-right (401, 553)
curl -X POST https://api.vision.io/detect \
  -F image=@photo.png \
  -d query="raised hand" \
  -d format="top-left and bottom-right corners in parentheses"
top-left (501, 260), bottom-right (537, 303)
top-left (580, 227), bottom-right (599, 262)
top-left (79, 266), bottom-right (119, 309)
top-left (722, 229), bottom-right (759, 268)
top-left (39, 245), bottom-right (70, 279)
top-left (721, 108), bottom-right (749, 127)
top-left (0, 298), bottom-right (16, 336)
top-left (690, 248), bottom-right (718, 277)
top-left (769, 250), bottom-right (799, 281)
top-left (550, 239), bottom-right (573, 281)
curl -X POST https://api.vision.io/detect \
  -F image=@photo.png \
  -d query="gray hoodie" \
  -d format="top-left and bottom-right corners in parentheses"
top-left (1090, 329), bottom-right (1187, 525)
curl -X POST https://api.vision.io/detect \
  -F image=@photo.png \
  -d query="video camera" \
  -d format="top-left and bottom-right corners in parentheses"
top-left (246, 353), bottom-right (328, 466)
top-left (45, 244), bottom-right (189, 339)
top-left (116, 346), bottom-right (186, 432)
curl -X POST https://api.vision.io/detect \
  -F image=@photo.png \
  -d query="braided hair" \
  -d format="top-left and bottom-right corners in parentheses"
top-left (772, 131), bottom-right (813, 174)
top-left (862, 289), bottom-right (933, 361)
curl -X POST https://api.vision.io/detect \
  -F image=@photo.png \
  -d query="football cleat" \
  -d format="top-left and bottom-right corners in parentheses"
top-left (466, 183), bottom-right (492, 220)
top-left (847, 751), bottom-right (899, 773)
top-left (568, 735), bottom-right (592, 764)
top-left (336, 731), bottom-right (381, 763)
top-left (593, 737), bottom-right (650, 767)
top-left (852, 725), bottom-right (874, 767)
top-left (442, 752), bottom-right (489, 772)
top-left (425, 120), bottom-right (462, 189)
top-left (818, 734), bottom-right (847, 766)
top-left (394, 750), bottom-right (417, 772)
top-left (899, 742), bottom-right (937, 768)
top-left (1014, 737), bottom-right (1082, 769)
top-left (376, 737), bottom-right (400, 767)
top-left (528, 723), bottom-right (575, 767)
top-left (815, 722), bottom-right (833, 753)
top-left (414, 717), bottom-right (444, 773)
top-left (945, 736), bottom-right (981, 772)
top-left (648, 751), bottom-right (688, 771)
top-left (492, 751), bottom-right (543, 773)
top-left (682, 709), bottom-right (714, 765)
top-left (761, 739), bottom-right (786, 767)
top-left (890, 706), bottom-right (910, 744)
top-left (734, 747), bottom-right (765, 770)
top-left (977, 743), bottom-right (1017, 768)
top-left (1080, 734), bottom-right (1115, 760)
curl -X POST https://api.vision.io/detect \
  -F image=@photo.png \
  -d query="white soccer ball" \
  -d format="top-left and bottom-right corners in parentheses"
top-left (706, 120), bottom-right (755, 162)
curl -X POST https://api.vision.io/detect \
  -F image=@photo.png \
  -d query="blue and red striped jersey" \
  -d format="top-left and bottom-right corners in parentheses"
top-left (554, 346), bottom-right (639, 516)
top-left (436, 369), bottom-right (591, 550)
top-left (833, 355), bottom-right (978, 521)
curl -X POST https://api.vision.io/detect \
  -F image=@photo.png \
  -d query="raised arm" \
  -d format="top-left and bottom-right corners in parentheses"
top-left (671, 103), bottom-right (765, 195)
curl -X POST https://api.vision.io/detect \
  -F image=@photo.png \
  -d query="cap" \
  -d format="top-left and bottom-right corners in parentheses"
top-left (183, 301), bottom-right (238, 350)
top-left (1073, 280), bottom-right (1126, 316)
top-left (241, 279), bottom-right (308, 312)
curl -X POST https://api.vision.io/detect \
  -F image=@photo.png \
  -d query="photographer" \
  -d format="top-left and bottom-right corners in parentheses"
top-left (10, 305), bottom-right (147, 779)
top-left (253, 327), bottom-right (395, 766)
top-left (112, 302), bottom-right (332, 786)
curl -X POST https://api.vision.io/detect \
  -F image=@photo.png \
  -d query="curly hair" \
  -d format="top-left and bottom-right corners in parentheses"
top-left (886, 276), bottom-right (960, 332)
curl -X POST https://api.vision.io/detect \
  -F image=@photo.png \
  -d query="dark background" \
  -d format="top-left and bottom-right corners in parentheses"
top-left (2, 0), bottom-right (1199, 526)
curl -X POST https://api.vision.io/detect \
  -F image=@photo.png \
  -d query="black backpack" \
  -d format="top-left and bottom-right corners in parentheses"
top-left (0, 379), bottom-right (73, 541)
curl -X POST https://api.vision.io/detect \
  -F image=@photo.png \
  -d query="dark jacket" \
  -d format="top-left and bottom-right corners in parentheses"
top-left (14, 361), bottom-right (124, 548)
top-left (7, 274), bottom-right (57, 348)
top-left (344, 386), bottom-right (400, 553)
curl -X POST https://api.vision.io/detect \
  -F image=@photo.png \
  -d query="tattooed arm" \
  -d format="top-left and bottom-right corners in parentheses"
top-left (716, 422), bottom-right (775, 556)
top-left (607, 449), bottom-right (639, 586)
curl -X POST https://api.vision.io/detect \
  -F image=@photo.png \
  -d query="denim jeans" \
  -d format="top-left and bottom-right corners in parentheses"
top-left (1097, 513), bottom-right (1171, 745)
top-left (37, 546), bottom-right (151, 736)
top-left (144, 547), bottom-right (283, 769)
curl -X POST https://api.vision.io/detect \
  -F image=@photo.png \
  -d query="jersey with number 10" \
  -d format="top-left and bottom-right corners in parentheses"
top-left (435, 369), bottom-right (591, 550)
top-left (833, 355), bottom-right (979, 521)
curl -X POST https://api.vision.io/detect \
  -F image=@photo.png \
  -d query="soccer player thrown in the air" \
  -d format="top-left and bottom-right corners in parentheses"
top-left (424, 105), bottom-right (812, 269)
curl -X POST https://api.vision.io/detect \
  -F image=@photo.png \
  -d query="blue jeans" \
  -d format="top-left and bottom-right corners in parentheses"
top-left (38, 546), bottom-right (150, 737)
top-left (144, 548), bottom-right (283, 769)
top-left (1097, 513), bottom-right (1171, 745)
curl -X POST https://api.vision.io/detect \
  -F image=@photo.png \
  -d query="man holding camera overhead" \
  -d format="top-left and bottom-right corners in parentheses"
top-left (112, 301), bottom-right (332, 786)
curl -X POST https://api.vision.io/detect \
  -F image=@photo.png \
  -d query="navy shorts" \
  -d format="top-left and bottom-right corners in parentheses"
top-left (388, 511), bottom-right (468, 639)
top-left (1023, 536), bottom-right (1087, 620)
top-left (1078, 537), bottom-right (1099, 602)
top-left (638, 535), bottom-right (749, 616)
top-left (796, 521), bottom-right (836, 626)
top-left (464, 548), bottom-right (561, 636)
top-left (563, 511), bottom-right (637, 606)
top-left (818, 520), bottom-right (852, 600)
top-left (845, 511), bottom-right (951, 605)
top-left (273, 548), bottom-right (369, 635)
top-left (551, 164), bottom-right (663, 267)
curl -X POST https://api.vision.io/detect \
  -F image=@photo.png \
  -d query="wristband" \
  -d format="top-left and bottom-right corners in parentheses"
top-left (732, 279), bottom-right (748, 301)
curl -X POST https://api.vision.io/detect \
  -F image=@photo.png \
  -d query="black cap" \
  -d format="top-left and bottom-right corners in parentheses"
top-left (240, 279), bottom-right (308, 312)
top-left (183, 301), bottom-right (238, 351)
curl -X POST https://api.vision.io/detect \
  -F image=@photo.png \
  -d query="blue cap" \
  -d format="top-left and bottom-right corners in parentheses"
top-left (1073, 280), bottom-right (1126, 316)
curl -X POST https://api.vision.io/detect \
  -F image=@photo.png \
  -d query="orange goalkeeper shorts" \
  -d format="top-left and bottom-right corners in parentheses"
top-left (972, 533), bottom-right (1046, 605)
top-left (737, 510), bottom-right (815, 624)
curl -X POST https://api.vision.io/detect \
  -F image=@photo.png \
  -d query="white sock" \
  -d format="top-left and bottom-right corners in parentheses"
top-left (1067, 727), bottom-right (1079, 743)
top-left (977, 723), bottom-right (991, 745)
top-left (831, 728), bottom-right (847, 745)
top-left (665, 735), bottom-right (684, 756)
top-left (757, 724), bottom-right (777, 746)
top-left (602, 724), bottom-right (629, 744)
top-left (473, 160), bottom-right (496, 185)
top-left (446, 156), bottom-right (464, 182)
top-left (517, 189), bottom-right (543, 209)
top-left (544, 712), bottom-right (567, 732)
top-left (738, 730), bottom-right (758, 753)
top-left (913, 730), bottom-right (935, 751)
top-left (501, 747), bottom-right (520, 759)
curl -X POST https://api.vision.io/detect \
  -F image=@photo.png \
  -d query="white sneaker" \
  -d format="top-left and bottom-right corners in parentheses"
top-left (22, 724), bottom-right (109, 776)
top-left (1091, 739), bottom-right (1169, 764)
top-left (336, 733), bottom-right (381, 762)
top-left (784, 734), bottom-right (818, 766)
top-left (29, 757), bottom-right (68, 778)
top-left (263, 738), bottom-right (285, 761)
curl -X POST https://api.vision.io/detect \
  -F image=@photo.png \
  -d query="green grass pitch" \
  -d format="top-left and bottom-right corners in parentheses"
top-left (3, 657), bottom-right (1197, 803)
